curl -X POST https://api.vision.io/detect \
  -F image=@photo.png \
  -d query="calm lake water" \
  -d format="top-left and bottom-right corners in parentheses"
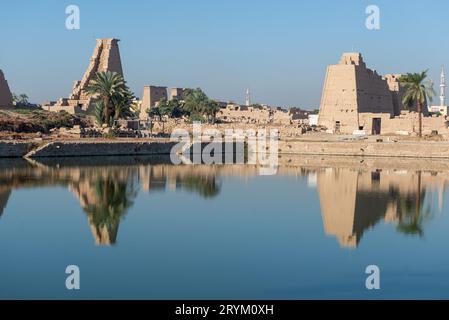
top-left (1, 155), bottom-right (449, 299)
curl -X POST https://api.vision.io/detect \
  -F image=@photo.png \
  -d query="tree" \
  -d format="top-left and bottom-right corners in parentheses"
top-left (85, 71), bottom-right (128, 126)
top-left (111, 86), bottom-right (138, 120)
top-left (182, 88), bottom-right (220, 123)
top-left (183, 88), bottom-right (209, 117)
top-left (12, 93), bottom-right (29, 106)
top-left (205, 100), bottom-right (220, 124)
top-left (399, 71), bottom-right (435, 137)
top-left (158, 98), bottom-right (184, 118)
top-left (249, 103), bottom-right (264, 110)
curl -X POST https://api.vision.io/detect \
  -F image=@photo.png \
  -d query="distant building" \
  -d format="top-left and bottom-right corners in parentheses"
top-left (318, 53), bottom-right (440, 135)
top-left (429, 67), bottom-right (448, 116)
top-left (216, 103), bottom-right (291, 125)
top-left (245, 88), bottom-right (251, 107)
top-left (170, 88), bottom-right (185, 101)
top-left (308, 114), bottom-right (319, 126)
top-left (140, 86), bottom-right (168, 120)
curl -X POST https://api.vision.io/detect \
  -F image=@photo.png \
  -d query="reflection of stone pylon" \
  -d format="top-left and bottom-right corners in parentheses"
top-left (88, 217), bottom-right (119, 246)
top-left (0, 190), bottom-right (11, 218)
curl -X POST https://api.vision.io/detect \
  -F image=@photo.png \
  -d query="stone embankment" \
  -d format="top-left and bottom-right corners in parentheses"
top-left (24, 141), bottom-right (178, 158)
top-left (2, 139), bottom-right (449, 159)
top-left (277, 140), bottom-right (449, 159)
top-left (0, 142), bottom-right (36, 158)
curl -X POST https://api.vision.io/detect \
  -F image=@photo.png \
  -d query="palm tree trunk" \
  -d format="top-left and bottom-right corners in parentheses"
top-left (417, 102), bottom-right (422, 138)
top-left (416, 170), bottom-right (422, 224)
top-left (103, 97), bottom-right (110, 126)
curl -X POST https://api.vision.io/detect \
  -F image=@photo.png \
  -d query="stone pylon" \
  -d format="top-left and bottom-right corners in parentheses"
top-left (44, 38), bottom-right (124, 114)
top-left (0, 70), bottom-right (14, 109)
top-left (70, 38), bottom-right (123, 102)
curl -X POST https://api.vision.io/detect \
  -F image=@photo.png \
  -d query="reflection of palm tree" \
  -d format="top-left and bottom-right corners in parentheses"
top-left (396, 171), bottom-right (433, 237)
top-left (180, 176), bottom-right (221, 198)
top-left (84, 176), bottom-right (138, 245)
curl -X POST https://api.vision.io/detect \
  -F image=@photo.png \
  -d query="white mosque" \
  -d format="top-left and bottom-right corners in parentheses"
top-left (429, 67), bottom-right (448, 116)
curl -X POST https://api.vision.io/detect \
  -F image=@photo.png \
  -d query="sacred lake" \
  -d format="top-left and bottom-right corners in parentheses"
top-left (1, 155), bottom-right (449, 299)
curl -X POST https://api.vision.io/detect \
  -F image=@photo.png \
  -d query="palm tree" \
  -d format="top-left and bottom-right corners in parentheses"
top-left (12, 93), bottom-right (29, 106)
top-left (183, 88), bottom-right (220, 123)
top-left (111, 87), bottom-right (138, 120)
top-left (205, 100), bottom-right (220, 124)
top-left (399, 71), bottom-right (435, 137)
top-left (85, 71), bottom-right (127, 126)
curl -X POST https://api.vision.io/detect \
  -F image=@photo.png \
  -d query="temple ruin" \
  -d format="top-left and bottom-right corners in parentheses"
top-left (140, 86), bottom-right (168, 119)
top-left (318, 53), bottom-right (444, 135)
top-left (216, 104), bottom-right (292, 125)
top-left (0, 69), bottom-right (14, 109)
top-left (44, 38), bottom-right (124, 114)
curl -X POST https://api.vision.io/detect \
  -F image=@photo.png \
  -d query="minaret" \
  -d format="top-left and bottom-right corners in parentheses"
top-left (245, 88), bottom-right (251, 107)
top-left (440, 66), bottom-right (446, 107)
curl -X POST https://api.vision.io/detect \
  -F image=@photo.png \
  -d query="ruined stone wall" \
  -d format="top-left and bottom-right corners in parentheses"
top-left (170, 88), bottom-right (185, 101)
top-left (381, 112), bottom-right (447, 135)
top-left (216, 105), bottom-right (291, 125)
top-left (217, 106), bottom-right (271, 124)
top-left (0, 70), bottom-right (13, 109)
top-left (355, 64), bottom-right (394, 116)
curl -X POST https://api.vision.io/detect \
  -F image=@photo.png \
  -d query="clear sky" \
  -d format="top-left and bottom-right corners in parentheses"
top-left (1, 0), bottom-right (448, 108)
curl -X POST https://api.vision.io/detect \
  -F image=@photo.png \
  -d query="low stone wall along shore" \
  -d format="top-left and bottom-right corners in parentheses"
top-left (2, 140), bottom-right (449, 159)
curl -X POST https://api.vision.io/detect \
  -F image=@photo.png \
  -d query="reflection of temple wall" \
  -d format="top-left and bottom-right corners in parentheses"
top-left (0, 190), bottom-right (11, 218)
top-left (1, 157), bottom-right (449, 248)
top-left (318, 169), bottom-right (359, 247)
top-left (317, 168), bottom-right (432, 248)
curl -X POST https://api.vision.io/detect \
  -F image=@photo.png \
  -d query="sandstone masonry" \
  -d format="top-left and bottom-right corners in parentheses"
top-left (0, 70), bottom-right (13, 109)
top-left (44, 39), bottom-right (124, 114)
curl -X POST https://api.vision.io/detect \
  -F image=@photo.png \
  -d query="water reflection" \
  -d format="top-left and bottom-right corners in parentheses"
top-left (0, 157), bottom-right (222, 245)
top-left (317, 167), bottom-right (438, 248)
top-left (73, 172), bottom-right (138, 245)
top-left (0, 156), bottom-right (447, 248)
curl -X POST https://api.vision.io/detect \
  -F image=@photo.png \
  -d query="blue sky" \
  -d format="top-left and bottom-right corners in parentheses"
top-left (1, 0), bottom-right (448, 108)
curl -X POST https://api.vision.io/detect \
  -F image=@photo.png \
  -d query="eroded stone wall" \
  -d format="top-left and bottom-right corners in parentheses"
top-left (0, 70), bottom-right (13, 109)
